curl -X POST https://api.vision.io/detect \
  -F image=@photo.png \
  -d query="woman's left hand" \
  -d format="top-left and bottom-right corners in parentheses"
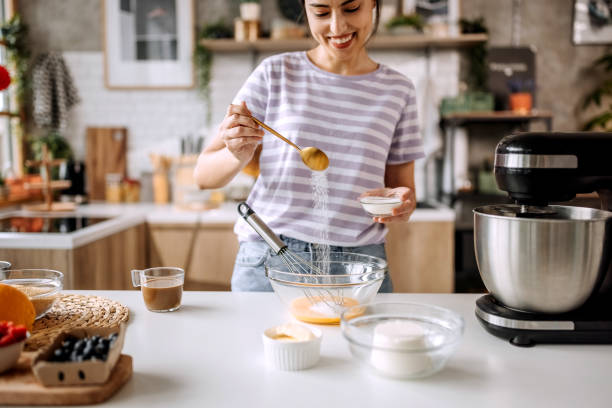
top-left (360, 187), bottom-right (416, 223)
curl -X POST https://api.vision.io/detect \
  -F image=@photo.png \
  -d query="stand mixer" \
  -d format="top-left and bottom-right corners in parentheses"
top-left (473, 132), bottom-right (612, 346)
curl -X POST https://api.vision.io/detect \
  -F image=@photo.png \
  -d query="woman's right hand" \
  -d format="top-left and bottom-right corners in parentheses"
top-left (219, 101), bottom-right (264, 164)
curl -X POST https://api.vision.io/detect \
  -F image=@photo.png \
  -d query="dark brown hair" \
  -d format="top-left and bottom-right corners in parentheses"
top-left (299, 0), bottom-right (381, 38)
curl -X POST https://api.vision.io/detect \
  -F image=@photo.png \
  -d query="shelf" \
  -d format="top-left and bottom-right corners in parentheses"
top-left (441, 110), bottom-right (553, 124)
top-left (24, 180), bottom-right (71, 190)
top-left (199, 33), bottom-right (488, 52)
top-left (0, 194), bottom-right (43, 209)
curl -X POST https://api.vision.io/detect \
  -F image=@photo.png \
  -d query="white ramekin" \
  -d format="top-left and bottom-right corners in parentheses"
top-left (262, 326), bottom-right (322, 371)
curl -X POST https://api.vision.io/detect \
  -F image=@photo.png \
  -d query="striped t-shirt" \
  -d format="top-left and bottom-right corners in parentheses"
top-left (233, 52), bottom-right (425, 246)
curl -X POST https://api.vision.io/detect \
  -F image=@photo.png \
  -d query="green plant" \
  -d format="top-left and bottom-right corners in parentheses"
top-left (0, 14), bottom-right (30, 114)
top-left (28, 131), bottom-right (73, 177)
top-left (385, 14), bottom-right (424, 32)
top-left (30, 131), bottom-right (73, 161)
top-left (194, 21), bottom-right (233, 126)
top-left (581, 50), bottom-right (612, 131)
top-left (460, 17), bottom-right (488, 92)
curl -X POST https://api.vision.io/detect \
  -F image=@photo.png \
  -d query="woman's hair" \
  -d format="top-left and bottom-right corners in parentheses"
top-left (299, 0), bottom-right (381, 38)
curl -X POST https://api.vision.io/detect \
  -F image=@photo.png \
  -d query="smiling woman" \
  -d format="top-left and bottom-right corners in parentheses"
top-left (194, 0), bottom-right (425, 293)
top-left (301, 0), bottom-right (381, 75)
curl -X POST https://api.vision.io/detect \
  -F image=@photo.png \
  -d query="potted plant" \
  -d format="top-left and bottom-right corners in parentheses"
top-left (240, 0), bottom-right (261, 21)
top-left (193, 21), bottom-right (233, 126)
top-left (385, 14), bottom-right (424, 35)
top-left (581, 50), bottom-right (612, 130)
top-left (507, 79), bottom-right (534, 114)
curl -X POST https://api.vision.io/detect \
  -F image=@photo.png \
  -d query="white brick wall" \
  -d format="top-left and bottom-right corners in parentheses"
top-left (63, 49), bottom-right (461, 198)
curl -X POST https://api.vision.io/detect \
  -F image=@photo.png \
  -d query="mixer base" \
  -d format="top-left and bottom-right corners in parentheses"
top-left (475, 295), bottom-right (612, 347)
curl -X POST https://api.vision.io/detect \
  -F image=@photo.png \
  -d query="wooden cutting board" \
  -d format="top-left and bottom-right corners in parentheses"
top-left (0, 353), bottom-right (133, 406)
top-left (86, 127), bottom-right (127, 200)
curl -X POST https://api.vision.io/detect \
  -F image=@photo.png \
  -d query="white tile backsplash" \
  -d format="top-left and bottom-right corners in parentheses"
top-left (63, 49), bottom-right (461, 198)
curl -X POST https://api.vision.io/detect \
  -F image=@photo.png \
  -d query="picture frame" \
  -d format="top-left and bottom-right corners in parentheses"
top-left (103, 0), bottom-right (194, 89)
top-left (403, 0), bottom-right (461, 36)
top-left (572, 0), bottom-right (612, 45)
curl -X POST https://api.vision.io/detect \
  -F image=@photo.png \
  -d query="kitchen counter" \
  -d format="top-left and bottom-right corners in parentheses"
top-left (0, 202), bottom-right (455, 249)
top-left (31, 291), bottom-right (611, 408)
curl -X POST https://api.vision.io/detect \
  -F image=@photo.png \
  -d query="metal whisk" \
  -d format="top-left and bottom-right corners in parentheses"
top-left (237, 202), bottom-right (344, 311)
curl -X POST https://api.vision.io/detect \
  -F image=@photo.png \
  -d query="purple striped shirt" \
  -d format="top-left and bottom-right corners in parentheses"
top-left (233, 52), bottom-right (425, 246)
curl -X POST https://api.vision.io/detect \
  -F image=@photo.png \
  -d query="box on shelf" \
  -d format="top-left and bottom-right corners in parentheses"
top-left (439, 92), bottom-right (494, 116)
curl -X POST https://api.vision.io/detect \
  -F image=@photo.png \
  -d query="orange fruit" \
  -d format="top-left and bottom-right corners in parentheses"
top-left (0, 283), bottom-right (36, 332)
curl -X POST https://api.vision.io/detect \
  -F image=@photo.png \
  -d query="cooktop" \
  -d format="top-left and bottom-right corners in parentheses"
top-left (0, 216), bottom-right (109, 233)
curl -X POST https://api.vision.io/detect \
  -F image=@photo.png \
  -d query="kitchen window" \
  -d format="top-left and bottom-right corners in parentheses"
top-left (0, 0), bottom-right (16, 178)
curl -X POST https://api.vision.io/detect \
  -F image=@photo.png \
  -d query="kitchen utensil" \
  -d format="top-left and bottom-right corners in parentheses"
top-left (0, 336), bottom-right (26, 374)
top-left (474, 204), bottom-right (612, 314)
top-left (0, 269), bottom-right (63, 319)
top-left (237, 201), bottom-right (346, 312)
top-left (0, 354), bottom-right (132, 405)
top-left (359, 196), bottom-right (402, 216)
top-left (86, 127), bottom-right (127, 201)
top-left (262, 324), bottom-right (322, 370)
top-left (249, 115), bottom-right (329, 171)
top-left (474, 132), bottom-right (612, 346)
top-left (341, 302), bottom-right (464, 379)
top-left (131, 267), bottom-right (184, 312)
top-left (265, 252), bottom-right (386, 324)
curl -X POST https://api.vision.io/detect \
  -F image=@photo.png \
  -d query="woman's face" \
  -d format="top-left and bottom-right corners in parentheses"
top-left (304, 0), bottom-right (375, 61)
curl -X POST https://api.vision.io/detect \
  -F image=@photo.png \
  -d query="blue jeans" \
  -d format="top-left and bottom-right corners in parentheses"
top-left (231, 235), bottom-right (393, 293)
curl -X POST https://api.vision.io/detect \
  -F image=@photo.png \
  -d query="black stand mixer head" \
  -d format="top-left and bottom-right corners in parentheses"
top-left (494, 132), bottom-right (612, 210)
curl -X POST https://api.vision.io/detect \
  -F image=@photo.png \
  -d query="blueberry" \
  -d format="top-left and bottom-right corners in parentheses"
top-left (75, 340), bottom-right (85, 353)
top-left (95, 344), bottom-right (107, 355)
top-left (52, 348), bottom-right (64, 361)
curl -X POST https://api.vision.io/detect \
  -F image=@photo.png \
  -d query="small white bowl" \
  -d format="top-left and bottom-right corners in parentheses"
top-left (359, 196), bottom-right (401, 216)
top-left (0, 337), bottom-right (26, 374)
top-left (262, 324), bottom-right (322, 371)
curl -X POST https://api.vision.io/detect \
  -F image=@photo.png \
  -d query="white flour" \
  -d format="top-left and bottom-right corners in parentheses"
top-left (311, 172), bottom-right (331, 275)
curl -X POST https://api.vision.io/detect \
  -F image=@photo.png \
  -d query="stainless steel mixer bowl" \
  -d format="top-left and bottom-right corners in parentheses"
top-left (473, 205), bottom-right (612, 314)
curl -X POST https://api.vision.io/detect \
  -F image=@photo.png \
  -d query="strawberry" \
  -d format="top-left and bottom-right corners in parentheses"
top-left (9, 325), bottom-right (27, 342)
top-left (0, 333), bottom-right (14, 347)
top-left (0, 321), bottom-right (28, 346)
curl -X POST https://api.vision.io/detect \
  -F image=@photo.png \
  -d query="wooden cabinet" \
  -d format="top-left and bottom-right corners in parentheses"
top-left (147, 223), bottom-right (239, 291)
top-left (385, 220), bottom-right (454, 293)
top-left (0, 224), bottom-right (147, 290)
top-left (0, 219), bottom-right (451, 293)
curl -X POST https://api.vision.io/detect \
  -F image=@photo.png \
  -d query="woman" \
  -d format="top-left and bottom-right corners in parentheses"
top-left (194, 0), bottom-right (425, 292)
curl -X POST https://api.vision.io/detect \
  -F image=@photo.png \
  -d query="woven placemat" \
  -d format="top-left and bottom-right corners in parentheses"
top-left (25, 294), bottom-right (129, 351)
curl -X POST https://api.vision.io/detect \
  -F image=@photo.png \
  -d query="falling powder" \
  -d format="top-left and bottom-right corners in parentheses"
top-left (310, 171), bottom-right (330, 274)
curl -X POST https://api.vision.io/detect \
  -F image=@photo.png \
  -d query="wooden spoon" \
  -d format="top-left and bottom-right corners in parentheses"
top-left (249, 116), bottom-right (329, 171)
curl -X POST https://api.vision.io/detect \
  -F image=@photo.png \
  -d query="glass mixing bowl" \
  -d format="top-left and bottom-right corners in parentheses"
top-left (265, 252), bottom-right (387, 325)
top-left (341, 302), bottom-right (464, 379)
top-left (0, 269), bottom-right (63, 319)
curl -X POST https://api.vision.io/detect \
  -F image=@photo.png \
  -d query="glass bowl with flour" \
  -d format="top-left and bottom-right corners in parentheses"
top-left (265, 252), bottom-right (387, 325)
top-left (340, 302), bottom-right (464, 379)
top-left (0, 269), bottom-right (63, 319)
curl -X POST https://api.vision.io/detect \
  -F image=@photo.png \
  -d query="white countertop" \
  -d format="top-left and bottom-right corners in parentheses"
top-left (28, 291), bottom-right (610, 408)
top-left (0, 202), bottom-right (455, 249)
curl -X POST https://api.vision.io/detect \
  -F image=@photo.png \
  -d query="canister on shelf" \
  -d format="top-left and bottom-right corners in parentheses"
top-left (123, 179), bottom-right (141, 203)
top-left (105, 173), bottom-right (123, 203)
